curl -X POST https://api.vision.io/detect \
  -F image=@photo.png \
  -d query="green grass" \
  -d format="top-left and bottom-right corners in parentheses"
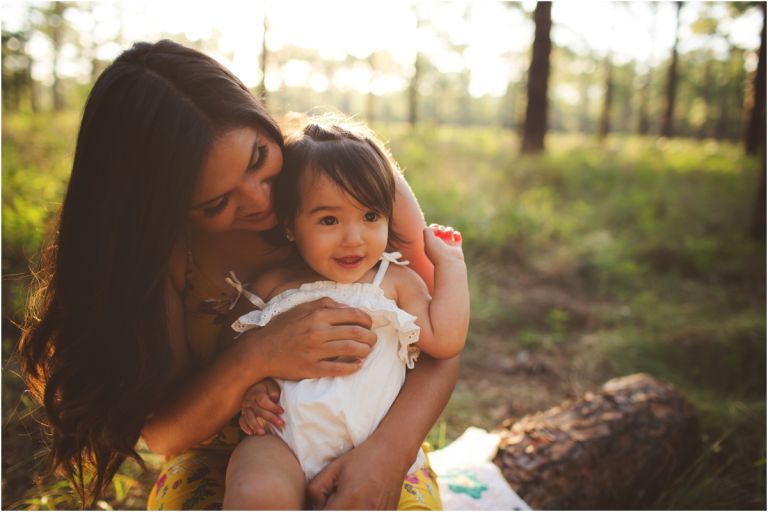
top-left (3, 113), bottom-right (765, 509)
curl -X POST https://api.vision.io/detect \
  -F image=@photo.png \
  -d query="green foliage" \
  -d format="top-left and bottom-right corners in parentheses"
top-left (2, 112), bottom-right (78, 262)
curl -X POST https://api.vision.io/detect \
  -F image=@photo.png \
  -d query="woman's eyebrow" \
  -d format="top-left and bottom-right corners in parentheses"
top-left (191, 137), bottom-right (260, 209)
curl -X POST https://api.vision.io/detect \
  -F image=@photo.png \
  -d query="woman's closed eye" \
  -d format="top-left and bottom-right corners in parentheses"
top-left (248, 144), bottom-right (268, 171)
top-left (203, 196), bottom-right (229, 217)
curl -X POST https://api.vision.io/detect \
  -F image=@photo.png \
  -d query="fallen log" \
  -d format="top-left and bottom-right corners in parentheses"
top-left (493, 373), bottom-right (699, 510)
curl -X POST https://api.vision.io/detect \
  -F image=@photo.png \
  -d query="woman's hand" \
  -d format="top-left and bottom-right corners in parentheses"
top-left (246, 297), bottom-right (378, 380)
top-left (239, 378), bottom-right (283, 436)
top-left (307, 434), bottom-right (408, 510)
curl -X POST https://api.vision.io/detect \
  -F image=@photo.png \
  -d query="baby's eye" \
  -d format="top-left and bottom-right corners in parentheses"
top-left (319, 216), bottom-right (338, 226)
top-left (364, 211), bottom-right (379, 222)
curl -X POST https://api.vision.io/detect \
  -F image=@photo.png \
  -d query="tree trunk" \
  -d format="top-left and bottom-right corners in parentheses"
top-left (697, 58), bottom-right (713, 140)
top-left (494, 373), bottom-right (700, 510)
top-left (637, 3), bottom-right (657, 135)
top-left (520, 1), bottom-right (552, 154)
top-left (751, 149), bottom-right (766, 240)
top-left (51, 33), bottom-right (64, 111)
top-left (579, 60), bottom-right (592, 133)
top-left (745, 2), bottom-right (766, 155)
top-left (715, 60), bottom-right (729, 140)
top-left (598, 57), bottom-right (613, 140)
top-left (660, 1), bottom-right (682, 138)
top-left (258, 5), bottom-right (269, 105)
top-left (28, 60), bottom-right (37, 113)
top-left (408, 51), bottom-right (422, 127)
top-left (637, 74), bottom-right (651, 135)
top-left (367, 53), bottom-right (376, 123)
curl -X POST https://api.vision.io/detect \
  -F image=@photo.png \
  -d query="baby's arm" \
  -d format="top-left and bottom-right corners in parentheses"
top-left (395, 225), bottom-right (469, 359)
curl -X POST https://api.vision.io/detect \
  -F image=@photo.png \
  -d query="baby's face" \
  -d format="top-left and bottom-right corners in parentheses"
top-left (289, 172), bottom-right (388, 283)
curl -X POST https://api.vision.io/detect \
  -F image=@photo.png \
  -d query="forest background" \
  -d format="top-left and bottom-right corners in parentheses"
top-left (2, 1), bottom-right (766, 509)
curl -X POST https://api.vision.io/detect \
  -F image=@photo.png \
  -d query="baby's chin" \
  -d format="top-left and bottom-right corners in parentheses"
top-left (310, 266), bottom-right (370, 285)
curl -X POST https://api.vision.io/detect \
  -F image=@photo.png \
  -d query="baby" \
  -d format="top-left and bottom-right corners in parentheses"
top-left (223, 116), bottom-right (468, 509)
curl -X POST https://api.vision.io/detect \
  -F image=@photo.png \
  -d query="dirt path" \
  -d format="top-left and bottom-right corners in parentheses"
top-left (440, 262), bottom-right (615, 440)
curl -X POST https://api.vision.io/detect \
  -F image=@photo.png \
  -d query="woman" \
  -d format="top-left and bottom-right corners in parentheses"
top-left (19, 39), bottom-right (459, 509)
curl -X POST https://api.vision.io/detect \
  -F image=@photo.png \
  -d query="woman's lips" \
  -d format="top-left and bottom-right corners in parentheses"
top-left (242, 210), bottom-right (271, 222)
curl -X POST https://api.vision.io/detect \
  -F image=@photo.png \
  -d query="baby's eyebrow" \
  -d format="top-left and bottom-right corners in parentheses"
top-left (308, 205), bottom-right (342, 215)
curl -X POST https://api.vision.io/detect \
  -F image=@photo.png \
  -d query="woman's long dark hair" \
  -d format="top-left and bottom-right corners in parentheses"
top-left (18, 40), bottom-right (282, 507)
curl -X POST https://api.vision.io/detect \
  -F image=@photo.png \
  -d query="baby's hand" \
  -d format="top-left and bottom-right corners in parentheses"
top-left (239, 378), bottom-right (283, 436)
top-left (424, 224), bottom-right (465, 264)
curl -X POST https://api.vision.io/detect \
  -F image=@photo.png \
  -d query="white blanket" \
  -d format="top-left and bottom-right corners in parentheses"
top-left (429, 427), bottom-right (531, 511)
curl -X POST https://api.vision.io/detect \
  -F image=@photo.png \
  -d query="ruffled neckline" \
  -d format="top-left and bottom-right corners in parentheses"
top-left (267, 279), bottom-right (387, 305)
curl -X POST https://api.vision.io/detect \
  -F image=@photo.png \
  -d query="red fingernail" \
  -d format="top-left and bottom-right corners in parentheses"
top-left (454, 232), bottom-right (462, 241)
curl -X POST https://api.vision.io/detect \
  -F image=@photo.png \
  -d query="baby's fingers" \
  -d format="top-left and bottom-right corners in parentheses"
top-left (245, 404), bottom-right (285, 431)
top-left (428, 223), bottom-right (463, 245)
top-left (254, 392), bottom-right (284, 416)
top-left (239, 408), bottom-right (267, 436)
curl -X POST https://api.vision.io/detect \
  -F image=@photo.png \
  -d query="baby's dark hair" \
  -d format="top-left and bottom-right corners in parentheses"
top-left (274, 115), bottom-right (408, 248)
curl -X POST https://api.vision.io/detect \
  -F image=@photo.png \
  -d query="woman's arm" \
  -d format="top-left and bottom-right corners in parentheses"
top-left (142, 281), bottom-right (377, 456)
top-left (308, 354), bottom-right (460, 509)
top-left (392, 172), bottom-right (434, 292)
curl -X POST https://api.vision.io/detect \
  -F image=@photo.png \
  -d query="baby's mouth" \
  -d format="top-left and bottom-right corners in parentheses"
top-left (334, 256), bottom-right (363, 268)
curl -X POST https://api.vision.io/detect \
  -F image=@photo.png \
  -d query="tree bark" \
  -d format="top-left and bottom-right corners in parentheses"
top-left (660, 2), bottom-right (682, 138)
top-left (520, 1), bottom-right (552, 154)
top-left (493, 373), bottom-right (700, 510)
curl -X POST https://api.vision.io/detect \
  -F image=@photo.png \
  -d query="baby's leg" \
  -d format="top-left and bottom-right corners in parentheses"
top-left (223, 434), bottom-right (305, 510)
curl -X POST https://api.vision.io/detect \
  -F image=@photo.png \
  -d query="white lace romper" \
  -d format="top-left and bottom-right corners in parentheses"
top-left (231, 252), bottom-right (428, 480)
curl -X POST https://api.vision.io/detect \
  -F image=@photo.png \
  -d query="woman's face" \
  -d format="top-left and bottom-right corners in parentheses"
top-left (189, 127), bottom-right (283, 233)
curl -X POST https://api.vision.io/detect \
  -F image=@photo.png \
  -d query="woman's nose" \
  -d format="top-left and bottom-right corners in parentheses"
top-left (239, 177), bottom-right (271, 211)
